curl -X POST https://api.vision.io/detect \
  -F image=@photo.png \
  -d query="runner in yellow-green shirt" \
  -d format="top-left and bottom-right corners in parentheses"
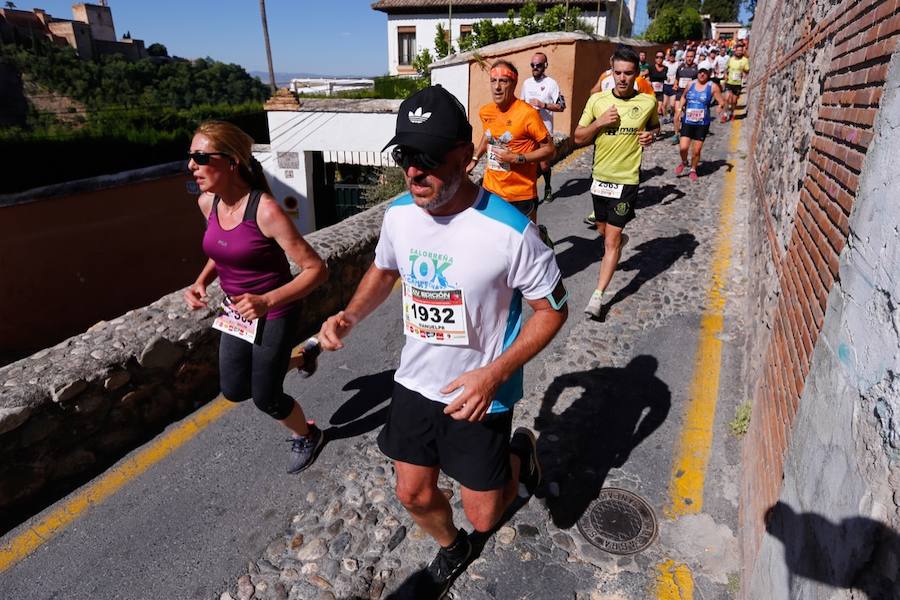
top-left (723, 42), bottom-right (750, 121)
top-left (574, 46), bottom-right (660, 319)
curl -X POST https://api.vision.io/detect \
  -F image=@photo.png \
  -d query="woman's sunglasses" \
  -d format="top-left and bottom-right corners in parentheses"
top-left (391, 145), bottom-right (443, 171)
top-left (188, 151), bottom-right (231, 165)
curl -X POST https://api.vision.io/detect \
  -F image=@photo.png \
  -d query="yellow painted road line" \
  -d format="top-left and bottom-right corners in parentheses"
top-left (653, 117), bottom-right (743, 599)
top-left (666, 117), bottom-right (742, 518)
top-left (0, 396), bottom-right (236, 573)
top-left (655, 559), bottom-right (695, 600)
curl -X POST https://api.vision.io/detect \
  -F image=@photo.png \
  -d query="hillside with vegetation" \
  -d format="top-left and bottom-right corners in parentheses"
top-left (0, 40), bottom-right (271, 193)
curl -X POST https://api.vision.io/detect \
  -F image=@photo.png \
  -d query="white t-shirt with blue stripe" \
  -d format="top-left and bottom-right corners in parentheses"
top-left (374, 188), bottom-right (562, 413)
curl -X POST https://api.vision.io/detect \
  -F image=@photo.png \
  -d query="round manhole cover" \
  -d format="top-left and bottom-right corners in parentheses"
top-left (577, 487), bottom-right (657, 555)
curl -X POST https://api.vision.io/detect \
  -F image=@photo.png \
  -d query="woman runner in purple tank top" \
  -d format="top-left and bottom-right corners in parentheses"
top-left (183, 121), bottom-right (328, 473)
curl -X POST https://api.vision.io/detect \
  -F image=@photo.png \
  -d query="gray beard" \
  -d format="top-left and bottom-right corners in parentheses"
top-left (418, 169), bottom-right (462, 212)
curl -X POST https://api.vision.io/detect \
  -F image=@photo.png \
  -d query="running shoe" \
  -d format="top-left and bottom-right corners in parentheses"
top-left (675, 163), bottom-right (686, 176)
top-left (671, 133), bottom-right (680, 144)
top-left (543, 186), bottom-right (555, 203)
top-left (583, 212), bottom-right (597, 226)
top-left (421, 529), bottom-right (472, 599)
top-left (286, 424), bottom-right (324, 474)
top-left (510, 427), bottom-right (542, 498)
top-left (720, 112), bottom-right (728, 123)
top-left (689, 170), bottom-right (699, 182)
top-left (584, 289), bottom-right (604, 318)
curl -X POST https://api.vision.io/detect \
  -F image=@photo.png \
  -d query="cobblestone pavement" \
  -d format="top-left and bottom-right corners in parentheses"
top-left (220, 117), bottom-right (751, 600)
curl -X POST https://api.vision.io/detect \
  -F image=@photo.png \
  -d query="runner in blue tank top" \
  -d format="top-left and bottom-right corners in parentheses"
top-left (674, 66), bottom-right (725, 182)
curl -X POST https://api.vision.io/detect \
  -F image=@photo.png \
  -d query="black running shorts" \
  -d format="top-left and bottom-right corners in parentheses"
top-left (663, 83), bottom-right (675, 97)
top-left (725, 83), bottom-right (743, 96)
top-left (377, 382), bottom-right (513, 491)
top-left (681, 123), bottom-right (711, 141)
top-left (591, 183), bottom-right (638, 229)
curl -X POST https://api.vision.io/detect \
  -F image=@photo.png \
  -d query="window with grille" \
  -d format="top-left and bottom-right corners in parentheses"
top-left (398, 27), bottom-right (416, 65)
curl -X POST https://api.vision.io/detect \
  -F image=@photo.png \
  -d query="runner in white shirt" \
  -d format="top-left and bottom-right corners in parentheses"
top-left (520, 52), bottom-right (566, 202)
top-left (318, 84), bottom-right (568, 599)
top-left (661, 51), bottom-right (680, 124)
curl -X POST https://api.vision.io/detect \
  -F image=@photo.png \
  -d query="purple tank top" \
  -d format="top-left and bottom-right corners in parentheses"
top-left (202, 190), bottom-right (296, 320)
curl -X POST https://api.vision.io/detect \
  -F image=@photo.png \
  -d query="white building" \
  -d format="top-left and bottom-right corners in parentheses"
top-left (372, 0), bottom-right (636, 76)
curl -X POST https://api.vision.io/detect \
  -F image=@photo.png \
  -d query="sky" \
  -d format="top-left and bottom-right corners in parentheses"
top-left (11, 0), bottom-right (391, 76)
top-left (12, 0), bottom-right (753, 75)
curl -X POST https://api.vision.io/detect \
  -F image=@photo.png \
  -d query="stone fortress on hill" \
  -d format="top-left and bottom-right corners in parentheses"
top-left (0, 1), bottom-right (147, 61)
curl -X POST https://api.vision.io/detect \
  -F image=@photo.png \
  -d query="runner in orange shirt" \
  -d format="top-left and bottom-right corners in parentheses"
top-left (590, 57), bottom-right (656, 96)
top-left (469, 60), bottom-right (556, 243)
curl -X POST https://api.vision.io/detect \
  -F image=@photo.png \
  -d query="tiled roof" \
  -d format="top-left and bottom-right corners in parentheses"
top-left (372, 0), bottom-right (599, 13)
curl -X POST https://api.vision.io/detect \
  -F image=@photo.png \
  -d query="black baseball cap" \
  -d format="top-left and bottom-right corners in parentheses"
top-left (382, 85), bottom-right (472, 156)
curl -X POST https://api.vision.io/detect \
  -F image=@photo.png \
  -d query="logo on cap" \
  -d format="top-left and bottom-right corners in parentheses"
top-left (408, 107), bottom-right (432, 124)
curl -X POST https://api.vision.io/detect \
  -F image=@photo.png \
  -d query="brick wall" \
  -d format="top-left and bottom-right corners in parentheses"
top-left (741, 0), bottom-right (900, 583)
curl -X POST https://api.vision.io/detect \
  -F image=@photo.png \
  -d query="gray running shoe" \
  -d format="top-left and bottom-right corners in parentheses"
top-left (286, 424), bottom-right (324, 474)
top-left (583, 212), bottom-right (597, 226)
top-left (543, 186), bottom-right (555, 203)
top-left (297, 337), bottom-right (320, 379)
top-left (510, 427), bottom-right (542, 498)
top-left (584, 290), bottom-right (604, 318)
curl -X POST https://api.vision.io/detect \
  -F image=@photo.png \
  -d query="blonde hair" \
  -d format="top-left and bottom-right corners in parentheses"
top-left (194, 120), bottom-right (271, 194)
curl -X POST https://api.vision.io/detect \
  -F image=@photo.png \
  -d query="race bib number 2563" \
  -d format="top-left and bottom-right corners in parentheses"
top-left (402, 283), bottom-right (470, 346)
top-left (591, 179), bottom-right (624, 199)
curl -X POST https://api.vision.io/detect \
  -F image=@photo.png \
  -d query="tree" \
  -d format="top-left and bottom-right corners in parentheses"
top-left (456, 1), bottom-right (592, 53)
top-left (647, 0), bottom-right (700, 21)
top-left (677, 7), bottom-right (704, 39)
top-left (434, 23), bottom-right (451, 59)
top-left (147, 43), bottom-right (168, 57)
top-left (701, 0), bottom-right (739, 22)
top-left (411, 48), bottom-right (433, 76)
top-left (4, 2), bottom-right (16, 8)
top-left (643, 6), bottom-right (681, 42)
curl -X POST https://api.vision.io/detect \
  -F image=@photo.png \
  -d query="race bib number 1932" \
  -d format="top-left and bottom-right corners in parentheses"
top-left (402, 283), bottom-right (469, 346)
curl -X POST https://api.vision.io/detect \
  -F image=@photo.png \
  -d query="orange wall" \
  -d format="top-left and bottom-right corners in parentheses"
top-left (0, 174), bottom-right (207, 361)
top-left (467, 38), bottom-right (667, 143)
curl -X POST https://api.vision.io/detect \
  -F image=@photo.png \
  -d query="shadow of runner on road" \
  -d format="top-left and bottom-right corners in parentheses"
top-left (637, 183), bottom-right (687, 209)
top-left (697, 159), bottom-right (734, 177)
top-left (596, 233), bottom-right (699, 322)
top-left (533, 356), bottom-right (671, 529)
top-left (639, 165), bottom-right (666, 183)
top-left (555, 234), bottom-right (603, 278)
top-left (323, 369), bottom-right (394, 441)
top-left (553, 177), bottom-right (591, 199)
top-left (765, 501), bottom-right (900, 599)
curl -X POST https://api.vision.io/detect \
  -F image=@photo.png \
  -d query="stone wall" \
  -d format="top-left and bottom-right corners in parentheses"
top-left (0, 203), bottom-right (387, 532)
top-left (741, 0), bottom-right (900, 595)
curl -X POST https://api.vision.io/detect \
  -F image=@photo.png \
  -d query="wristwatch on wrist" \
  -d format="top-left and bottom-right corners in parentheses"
top-left (471, 155), bottom-right (479, 162)
top-left (515, 154), bottom-right (526, 164)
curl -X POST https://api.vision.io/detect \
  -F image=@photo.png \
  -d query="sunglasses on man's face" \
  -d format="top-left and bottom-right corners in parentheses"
top-left (188, 151), bottom-right (230, 165)
top-left (656, 55), bottom-right (664, 59)
top-left (530, 62), bottom-right (546, 68)
top-left (392, 146), bottom-right (443, 171)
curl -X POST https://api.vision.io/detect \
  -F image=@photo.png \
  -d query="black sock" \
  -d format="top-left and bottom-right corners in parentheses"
top-left (442, 528), bottom-right (469, 556)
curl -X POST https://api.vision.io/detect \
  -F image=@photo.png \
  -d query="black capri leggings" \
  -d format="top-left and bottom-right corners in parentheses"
top-left (218, 309), bottom-right (299, 420)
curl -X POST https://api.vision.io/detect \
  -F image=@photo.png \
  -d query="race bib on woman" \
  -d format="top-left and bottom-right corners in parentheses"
top-left (213, 296), bottom-right (259, 343)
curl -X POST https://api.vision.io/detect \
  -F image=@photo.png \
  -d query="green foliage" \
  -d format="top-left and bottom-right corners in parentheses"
top-left (456, 1), bottom-right (593, 53)
top-left (373, 75), bottom-right (430, 98)
top-left (412, 48), bottom-right (434, 76)
top-left (702, 0), bottom-right (739, 21)
top-left (360, 167), bottom-right (407, 208)
top-left (729, 403), bottom-right (752, 437)
top-left (435, 24), bottom-right (451, 59)
top-left (644, 5), bottom-right (703, 42)
top-left (147, 43), bottom-right (168, 57)
top-left (726, 572), bottom-right (741, 595)
top-left (647, 0), bottom-right (700, 21)
top-left (0, 39), bottom-right (269, 112)
top-left (678, 7), bottom-right (704, 40)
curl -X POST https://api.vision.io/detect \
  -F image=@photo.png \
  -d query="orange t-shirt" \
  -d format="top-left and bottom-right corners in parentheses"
top-left (597, 69), bottom-right (656, 95)
top-left (478, 99), bottom-right (550, 202)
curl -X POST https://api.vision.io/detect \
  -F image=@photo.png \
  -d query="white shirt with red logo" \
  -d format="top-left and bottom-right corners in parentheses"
top-left (521, 75), bottom-right (562, 133)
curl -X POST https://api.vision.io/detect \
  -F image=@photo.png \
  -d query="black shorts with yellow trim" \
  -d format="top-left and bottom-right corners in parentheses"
top-left (591, 182), bottom-right (638, 229)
